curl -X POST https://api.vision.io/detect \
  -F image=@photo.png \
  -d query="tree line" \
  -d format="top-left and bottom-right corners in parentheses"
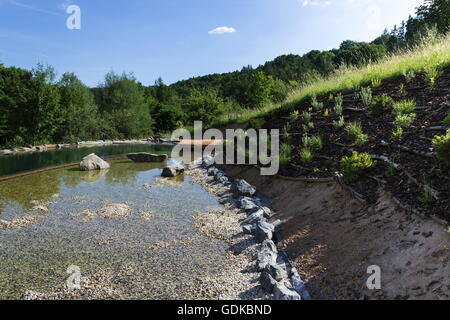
top-left (0, 0), bottom-right (448, 148)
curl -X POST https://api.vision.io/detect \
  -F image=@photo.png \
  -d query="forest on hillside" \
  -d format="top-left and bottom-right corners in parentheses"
top-left (0, 0), bottom-right (448, 148)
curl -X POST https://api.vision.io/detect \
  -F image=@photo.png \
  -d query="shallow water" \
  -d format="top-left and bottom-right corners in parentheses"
top-left (0, 144), bottom-right (174, 177)
top-left (0, 160), bottom-right (226, 300)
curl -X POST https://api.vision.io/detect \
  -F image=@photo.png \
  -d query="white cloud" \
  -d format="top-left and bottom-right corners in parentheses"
top-left (208, 26), bottom-right (236, 35)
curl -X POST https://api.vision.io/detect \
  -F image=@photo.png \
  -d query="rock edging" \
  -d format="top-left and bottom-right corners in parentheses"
top-left (199, 156), bottom-right (311, 300)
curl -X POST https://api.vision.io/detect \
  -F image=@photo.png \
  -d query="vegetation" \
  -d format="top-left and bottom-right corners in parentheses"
top-left (432, 129), bottom-right (450, 164)
top-left (418, 184), bottom-right (435, 204)
top-left (359, 87), bottom-right (373, 108)
top-left (340, 152), bottom-right (375, 182)
top-left (0, 0), bottom-right (448, 149)
top-left (280, 143), bottom-right (293, 167)
top-left (370, 94), bottom-right (394, 115)
top-left (346, 122), bottom-right (369, 146)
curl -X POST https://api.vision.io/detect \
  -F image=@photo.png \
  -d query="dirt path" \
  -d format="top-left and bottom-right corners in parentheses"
top-left (225, 165), bottom-right (450, 300)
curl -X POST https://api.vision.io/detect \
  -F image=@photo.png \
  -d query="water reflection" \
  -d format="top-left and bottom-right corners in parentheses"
top-left (0, 160), bottom-right (179, 211)
top-left (0, 144), bottom-right (174, 177)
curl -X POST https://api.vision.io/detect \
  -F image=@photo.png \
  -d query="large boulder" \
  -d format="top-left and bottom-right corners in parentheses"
top-left (232, 179), bottom-right (256, 198)
top-left (273, 283), bottom-right (302, 300)
top-left (241, 209), bottom-right (266, 226)
top-left (264, 263), bottom-right (288, 282)
top-left (127, 153), bottom-right (168, 163)
top-left (79, 154), bottom-right (110, 171)
top-left (255, 221), bottom-right (275, 243)
top-left (256, 251), bottom-right (277, 272)
top-left (161, 165), bottom-right (185, 177)
top-left (260, 272), bottom-right (278, 293)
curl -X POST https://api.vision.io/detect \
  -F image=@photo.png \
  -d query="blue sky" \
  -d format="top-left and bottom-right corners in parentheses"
top-left (0, 0), bottom-right (424, 86)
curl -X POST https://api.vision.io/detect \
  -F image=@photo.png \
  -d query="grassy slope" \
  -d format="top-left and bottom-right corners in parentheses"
top-left (213, 34), bottom-right (450, 127)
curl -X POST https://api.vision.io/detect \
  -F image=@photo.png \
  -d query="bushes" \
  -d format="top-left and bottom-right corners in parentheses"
top-left (359, 87), bottom-right (372, 108)
top-left (393, 99), bottom-right (416, 115)
top-left (280, 143), bottom-right (293, 167)
top-left (432, 129), bottom-right (450, 164)
top-left (393, 99), bottom-right (416, 129)
top-left (345, 122), bottom-right (369, 146)
top-left (340, 152), bottom-right (375, 182)
top-left (370, 94), bottom-right (394, 115)
top-left (442, 111), bottom-right (450, 126)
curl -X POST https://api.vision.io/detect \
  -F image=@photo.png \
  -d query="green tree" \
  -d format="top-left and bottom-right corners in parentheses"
top-left (246, 71), bottom-right (273, 108)
top-left (56, 73), bottom-right (100, 142)
top-left (95, 72), bottom-right (153, 138)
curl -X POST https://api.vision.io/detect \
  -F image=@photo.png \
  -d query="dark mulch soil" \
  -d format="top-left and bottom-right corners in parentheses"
top-left (265, 66), bottom-right (450, 222)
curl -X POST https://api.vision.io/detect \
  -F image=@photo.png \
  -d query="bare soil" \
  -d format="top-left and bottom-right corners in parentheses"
top-left (225, 165), bottom-right (450, 300)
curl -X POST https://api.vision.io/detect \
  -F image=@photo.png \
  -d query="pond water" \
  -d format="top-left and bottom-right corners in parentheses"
top-left (0, 144), bottom-right (174, 177)
top-left (0, 159), bottom-right (226, 300)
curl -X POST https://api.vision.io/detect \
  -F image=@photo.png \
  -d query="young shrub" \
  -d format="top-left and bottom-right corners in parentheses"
top-left (311, 94), bottom-right (324, 110)
top-left (355, 133), bottom-right (369, 146)
top-left (424, 65), bottom-right (441, 87)
top-left (300, 148), bottom-right (313, 165)
top-left (418, 184), bottom-right (435, 205)
top-left (393, 99), bottom-right (416, 115)
top-left (398, 83), bottom-right (406, 95)
top-left (340, 152), bottom-right (375, 182)
top-left (290, 110), bottom-right (299, 122)
top-left (432, 129), bottom-right (450, 165)
top-left (394, 113), bottom-right (416, 128)
top-left (359, 87), bottom-right (372, 108)
top-left (403, 69), bottom-right (415, 83)
top-left (324, 109), bottom-right (329, 117)
top-left (442, 111), bottom-right (450, 126)
top-left (283, 123), bottom-right (291, 141)
top-left (371, 78), bottom-right (381, 88)
top-left (392, 127), bottom-right (403, 139)
top-left (334, 93), bottom-right (344, 116)
top-left (280, 143), bottom-right (293, 167)
top-left (386, 161), bottom-right (397, 177)
top-left (333, 116), bottom-right (345, 129)
top-left (370, 94), bottom-right (394, 116)
top-left (302, 111), bottom-right (312, 123)
top-left (302, 121), bottom-right (314, 132)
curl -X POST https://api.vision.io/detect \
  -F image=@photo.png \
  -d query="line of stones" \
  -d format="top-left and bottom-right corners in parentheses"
top-left (201, 156), bottom-right (311, 301)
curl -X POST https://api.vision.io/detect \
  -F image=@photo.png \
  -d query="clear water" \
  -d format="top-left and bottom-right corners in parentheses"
top-left (0, 159), bottom-right (226, 300)
top-left (0, 144), bottom-right (174, 177)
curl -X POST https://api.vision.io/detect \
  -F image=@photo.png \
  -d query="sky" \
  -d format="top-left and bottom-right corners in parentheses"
top-left (0, 0), bottom-right (425, 87)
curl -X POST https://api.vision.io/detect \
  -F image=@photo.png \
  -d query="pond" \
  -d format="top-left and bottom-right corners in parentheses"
top-left (0, 144), bottom-right (174, 177)
top-left (0, 157), bottom-right (227, 299)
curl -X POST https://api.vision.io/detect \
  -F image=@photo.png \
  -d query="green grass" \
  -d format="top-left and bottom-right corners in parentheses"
top-left (211, 34), bottom-right (450, 128)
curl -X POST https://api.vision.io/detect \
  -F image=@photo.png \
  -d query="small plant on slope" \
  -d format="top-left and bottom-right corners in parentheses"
top-left (424, 65), bottom-right (441, 88)
top-left (334, 93), bottom-right (344, 116)
top-left (418, 184), bottom-right (435, 205)
top-left (403, 69), bottom-right (415, 83)
top-left (280, 143), bottom-right (293, 167)
top-left (346, 122), bottom-right (369, 146)
top-left (290, 110), bottom-right (299, 122)
top-left (394, 114), bottom-right (416, 128)
top-left (311, 94), bottom-right (324, 111)
top-left (392, 127), bottom-right (403, 139)
top-left (370, 94), bottom-right (394, 116)
top-left (442, 111), bottom-right (450, 126)
top-left (359, 87), bottom-right (372, 108)
top-left (340, 152), bottom-right (375, 182)
top-left (371, 78), bottom-right (382, 88)
top-left (393, 99), bottom-right (416, 115)
top-left (300, 148), bottom-right (313, 165)
top-left (432, 129), bottom-right (450, 165)
top-left (333, 116), bottom-right (345, 129)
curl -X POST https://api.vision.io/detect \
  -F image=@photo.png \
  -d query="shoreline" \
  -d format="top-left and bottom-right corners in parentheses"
top-left (187, 157), bottom-right (308, 300)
